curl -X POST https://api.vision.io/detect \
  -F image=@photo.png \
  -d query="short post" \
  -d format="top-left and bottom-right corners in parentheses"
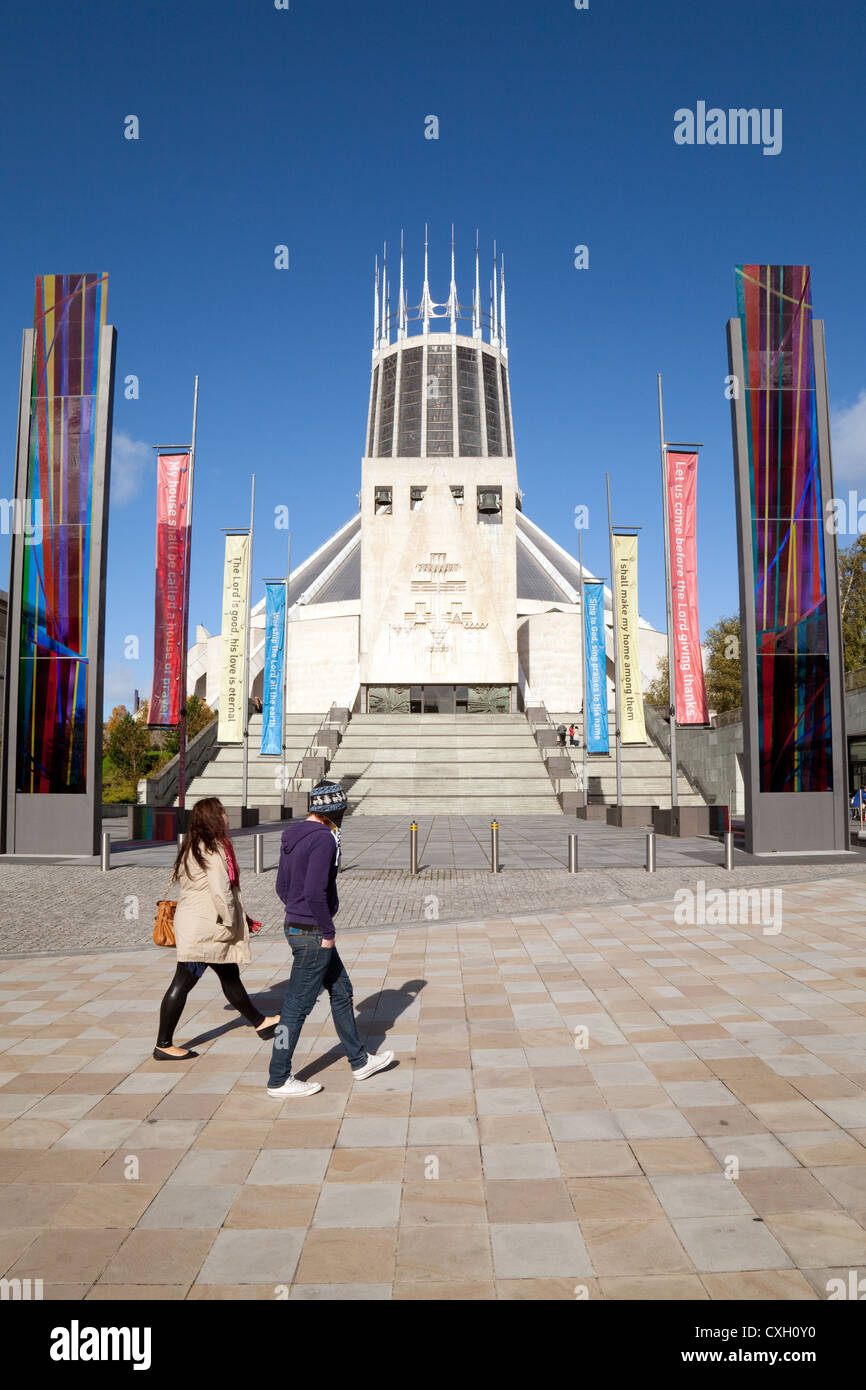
top-left (409, 822), bottom-right (419, 874)
top-left (491, 820), bottom-right (500, 873)
top-left (254, 833), bottom-right (264, 875)
top-left (645, 828), bottom-right (656, 874)
top-left (100, 830), bottom-right (111, 873)
top-left (724, 829), bottom-right (734, 871)
top-left (568, 833), bottom-right (578, 874)
top-left (177, 831), bottom-right (185, 852)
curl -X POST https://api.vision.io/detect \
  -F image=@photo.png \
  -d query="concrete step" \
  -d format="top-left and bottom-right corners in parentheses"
top-left (340, 776), bottom-right (557, 796)
top-left (346, 796), bottom-right (561, 815)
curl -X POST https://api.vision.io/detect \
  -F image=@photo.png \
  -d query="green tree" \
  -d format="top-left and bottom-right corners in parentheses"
top-left (644, 653), bottom-right (670, 711)
top-left (107, 711), bottom-right (154, 783)
top-left (704, 615), bottom-right (742, 714)
top-left (103, 704), bottom-right (129, 754)
top-left (839, 533), bottom-right (866, 672)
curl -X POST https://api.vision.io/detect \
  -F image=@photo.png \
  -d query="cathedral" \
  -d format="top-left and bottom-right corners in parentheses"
top-left (187, 235), bottom-right (666, 721)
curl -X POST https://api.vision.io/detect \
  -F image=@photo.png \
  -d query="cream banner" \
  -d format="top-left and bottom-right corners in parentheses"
top-left (218, 534), bottom-right (249, 743)
top-left (613, 533), bottom-right (646, 744)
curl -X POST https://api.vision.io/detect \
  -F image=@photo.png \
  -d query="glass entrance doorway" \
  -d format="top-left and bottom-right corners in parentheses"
top-left (366, 685), bottom-right (513, 713)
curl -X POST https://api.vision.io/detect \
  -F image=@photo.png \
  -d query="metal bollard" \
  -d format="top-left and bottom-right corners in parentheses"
top-left (568, 833), bottom-right (578, 874)
top-left (177, 831), bottom-right (185, 852)
top-left (254, 833), bottom-right (264, 875)
top-left (645, 829), bottom-right (656, 873)
top-left (409, 822), bottom-right (419, 874)
top-left (100, 830), bottom-right (111, 873)
top-left (724, 829), bottom-right (734, 871)
top-left (491, 820), bottom-right (500, 873)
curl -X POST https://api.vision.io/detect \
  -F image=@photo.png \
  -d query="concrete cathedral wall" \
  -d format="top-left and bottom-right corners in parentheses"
top-left (360, 461), bottom-right (518, 688)
top-left (286, 613), bottom-right (359, 711)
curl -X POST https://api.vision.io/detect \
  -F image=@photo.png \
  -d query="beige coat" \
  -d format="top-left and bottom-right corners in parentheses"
top-left (172, 844), bottom-right (251, 965)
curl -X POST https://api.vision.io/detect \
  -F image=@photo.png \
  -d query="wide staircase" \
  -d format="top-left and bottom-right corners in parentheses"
top-left (184, 713), bottom-right (326, 809)
top-left (326, 713), bottom-right (563, 816)
top-left (549, 713), bottom-right (705, 808)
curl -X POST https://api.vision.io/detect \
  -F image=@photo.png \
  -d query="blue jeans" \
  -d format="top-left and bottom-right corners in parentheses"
top-left (267, 929), bottom-right (367, 1086)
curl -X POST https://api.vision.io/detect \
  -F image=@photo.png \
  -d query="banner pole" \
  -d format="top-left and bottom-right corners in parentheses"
top-left (578, 532), bottom-right (588, 800)
top-left (606, 472), bottom-right (622, 809)
top-left (658, 374), bottom-right (678, 810)
top-left (177, 375), bottom-right (199, 815)
top-left (281, 530), bottom-right (291, 805)
top-left (241, 474), bottom-right (255, 812)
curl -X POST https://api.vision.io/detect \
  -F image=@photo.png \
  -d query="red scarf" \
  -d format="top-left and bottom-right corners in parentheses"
top-left (222, 836), bottom-right (240, 886)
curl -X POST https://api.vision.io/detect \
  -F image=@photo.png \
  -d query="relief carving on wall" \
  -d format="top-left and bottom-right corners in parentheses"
top-left (390, 551), bottom-right (488, 655)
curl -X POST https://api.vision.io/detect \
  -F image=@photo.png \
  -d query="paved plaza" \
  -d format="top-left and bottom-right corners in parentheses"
top-left (1, 815), bottom-right (863, 956)
top-left (1, 871), bottom-right (866, 1299)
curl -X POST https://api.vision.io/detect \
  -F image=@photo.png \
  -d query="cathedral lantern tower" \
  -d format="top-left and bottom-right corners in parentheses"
top-left (359, 230), bottom-right (519, 713)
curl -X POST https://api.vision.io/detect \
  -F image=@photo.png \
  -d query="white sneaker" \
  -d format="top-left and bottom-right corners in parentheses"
top-left (267, 1077), bottom-right (323, 1098)
top-left (352, 1050), bottom-right (395, 1081)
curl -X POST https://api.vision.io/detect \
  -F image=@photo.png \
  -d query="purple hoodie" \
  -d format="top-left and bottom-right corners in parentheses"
top-left (275, 820), bottom-right (339, 940)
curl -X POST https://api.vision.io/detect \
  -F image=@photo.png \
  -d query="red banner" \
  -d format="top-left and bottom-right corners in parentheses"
top-left (149, 453), bottom-right (191, 727)
top-left (667, 451), bottom-right (709, 724)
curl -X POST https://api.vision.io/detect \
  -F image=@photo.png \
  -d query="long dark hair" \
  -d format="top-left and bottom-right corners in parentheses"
top-left (172, 797), bottom-right (227, 880)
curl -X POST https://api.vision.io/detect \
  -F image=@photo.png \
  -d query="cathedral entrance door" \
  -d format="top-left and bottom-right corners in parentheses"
top-left (409, 685), bottom-right (456, 714)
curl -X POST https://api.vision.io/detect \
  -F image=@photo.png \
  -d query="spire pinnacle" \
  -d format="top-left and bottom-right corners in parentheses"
top-left (473, 229), bottom-right (481, 339)
top-left (500, 253), bottom-right (507, 350)
top-left (373, 254), bottom-right (379, 352)
top-left (398, 228), bottom-right (407, 338)
top-left (380, 242), bottom-right (387, 347)
top-left (423, 223), bottom-right (430, 338)
top-left (492, 241), bottom-right (499, 346)
top-left (448, 223), bottom-right (457, 335)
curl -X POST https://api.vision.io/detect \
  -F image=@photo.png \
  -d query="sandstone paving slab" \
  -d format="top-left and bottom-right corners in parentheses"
top-left (1, 871), bottom-right (866, 1298)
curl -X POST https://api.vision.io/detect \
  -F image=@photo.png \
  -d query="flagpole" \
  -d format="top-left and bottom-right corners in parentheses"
top-left (281, 529), bottom-right (291, 807)
top-left (241, 474), bottom-right (255, 812)
top-left (606, 472), bottom-right (623, 809)
top-left (578, 531), bottom-right (588, 803)
top-left (658, 374), bottom-right (678, 811)
top-left (177, 374), bottom-right (199, 816)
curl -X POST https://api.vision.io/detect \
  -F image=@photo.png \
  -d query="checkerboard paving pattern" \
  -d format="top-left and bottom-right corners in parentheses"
top-left (2, 872), bottom-right (866, 1300)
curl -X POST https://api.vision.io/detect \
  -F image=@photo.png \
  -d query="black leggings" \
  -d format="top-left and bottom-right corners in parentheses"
top-left (157, 962), bottom-right (265, 1047)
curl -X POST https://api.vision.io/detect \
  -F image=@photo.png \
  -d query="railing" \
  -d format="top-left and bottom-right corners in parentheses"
top-left (525, 704), bottom-right (579, 799)
top-left (643, 702), bottom-right (714, 805)
top-left (283, 704), bottom-right (349, 793)
top-left (137, 717), bottom-right (220, 807)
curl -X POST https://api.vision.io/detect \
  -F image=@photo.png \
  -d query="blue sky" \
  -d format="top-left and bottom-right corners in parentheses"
top-left (1, 0), bottom-right (864, 712)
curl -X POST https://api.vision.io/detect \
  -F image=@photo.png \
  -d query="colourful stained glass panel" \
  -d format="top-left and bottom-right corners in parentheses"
top-left (736, 264), bottom-right (832, 792)
top-left (15, 273), bottom-right (108, 794)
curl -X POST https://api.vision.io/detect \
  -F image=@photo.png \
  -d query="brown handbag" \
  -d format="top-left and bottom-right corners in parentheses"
top-left (153, 871), bottom-right (177, 948)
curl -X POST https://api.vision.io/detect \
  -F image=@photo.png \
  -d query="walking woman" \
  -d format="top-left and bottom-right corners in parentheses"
top-left (154, 796), bottom-right (280, 1060)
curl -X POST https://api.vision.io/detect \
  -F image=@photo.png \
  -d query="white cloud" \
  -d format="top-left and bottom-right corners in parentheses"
top-left (111, 431), bottom-right (152, 504)
top-left (831, 391), bottom-right (866, 481)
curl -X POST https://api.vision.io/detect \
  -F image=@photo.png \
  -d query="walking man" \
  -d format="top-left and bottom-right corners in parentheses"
top-left (266, 780), bottom-right (394, 1098)
top-left (556, 722), bottom-right (567, 750)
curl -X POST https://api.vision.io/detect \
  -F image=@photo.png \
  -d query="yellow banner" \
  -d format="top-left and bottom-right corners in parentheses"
top-left (218, 534), bottom-right (249, 743)
top-left (613, 533), bottom-right (646, 744)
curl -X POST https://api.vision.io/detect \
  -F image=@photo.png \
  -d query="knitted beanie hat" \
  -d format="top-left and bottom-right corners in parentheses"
top-left (308, 780), bottom-right (348, 818)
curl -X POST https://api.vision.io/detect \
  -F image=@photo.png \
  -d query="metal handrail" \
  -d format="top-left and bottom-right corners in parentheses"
top-left (285, 704), bottom-right (345, 793)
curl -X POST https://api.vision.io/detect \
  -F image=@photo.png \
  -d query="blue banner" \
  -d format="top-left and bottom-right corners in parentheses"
top-left (584, 581), bottom-right (609, 754)
top-left (260, 582), bottom-right (286, 755)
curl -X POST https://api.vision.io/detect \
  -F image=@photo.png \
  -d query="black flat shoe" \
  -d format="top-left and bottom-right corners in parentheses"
top-left (255, 1024), bottom-right (277, 1041)
top-left (152, 1047), bottom-right (199, 1061)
